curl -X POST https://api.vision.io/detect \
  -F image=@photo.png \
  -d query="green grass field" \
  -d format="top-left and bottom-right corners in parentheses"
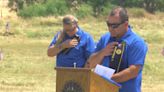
top-left (0, 13), bottom-right (164, 92)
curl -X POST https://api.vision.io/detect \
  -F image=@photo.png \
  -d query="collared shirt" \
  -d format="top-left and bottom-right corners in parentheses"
top-left (49, 27), bottom-right (95, 67)
top-left (95, 26), bottom-right (148, 92)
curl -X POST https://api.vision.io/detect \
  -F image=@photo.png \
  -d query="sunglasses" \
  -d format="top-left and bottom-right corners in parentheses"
top-left (63, 18), bottom-right (76, 25)
top-left (106, 21), bottom-right (125, 29)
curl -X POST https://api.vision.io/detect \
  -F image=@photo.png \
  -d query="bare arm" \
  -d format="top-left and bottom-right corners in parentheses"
top-left (85, 50), bottom-right (106, 68)
top-left (47, 44), bottom-right (64, 57)
top-left (47, 39), bottom-right (79, 57)
top-left (85, 42), bottom-right (118, 68)
top-left (111, 65), bottom-right (141, 83)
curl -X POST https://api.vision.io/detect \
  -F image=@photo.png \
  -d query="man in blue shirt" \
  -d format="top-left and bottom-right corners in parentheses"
top-left (47, 15), bottom-right (95, 67)
top-left (85, 7), bottom-right (148, 92)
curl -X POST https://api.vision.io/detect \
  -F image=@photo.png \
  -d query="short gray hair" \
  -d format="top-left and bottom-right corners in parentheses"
top-left (109, 6), bottom-right (129, 22)
top-left (63, 15), bottom-right (78, 24)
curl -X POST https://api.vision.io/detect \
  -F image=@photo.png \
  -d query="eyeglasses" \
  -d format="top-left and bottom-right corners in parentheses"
top-left (63, 18), bottom-right (76, 25)
top-left (63, 22), bottom-right (74, 25)
top-left (106, 21), bottom-right (125, 29)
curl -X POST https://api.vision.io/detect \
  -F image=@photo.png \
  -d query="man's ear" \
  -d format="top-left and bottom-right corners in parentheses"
top-left (74, 22), bottom-right (78, 27)
top-left (73, 23), bottom-right (77, 29)
top-left (125, 21), bottom-right (129, 28)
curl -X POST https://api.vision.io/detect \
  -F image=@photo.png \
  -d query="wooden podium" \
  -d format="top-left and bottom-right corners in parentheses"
top-left (55, 67), bottom-right (121, 92)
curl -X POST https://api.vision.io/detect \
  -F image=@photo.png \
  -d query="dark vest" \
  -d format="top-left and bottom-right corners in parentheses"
top-left (109, 42), bottom-right (126, 73)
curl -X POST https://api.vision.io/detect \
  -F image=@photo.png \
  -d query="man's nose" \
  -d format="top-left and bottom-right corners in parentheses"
top-left (109, 27), bottom-right (115, 32)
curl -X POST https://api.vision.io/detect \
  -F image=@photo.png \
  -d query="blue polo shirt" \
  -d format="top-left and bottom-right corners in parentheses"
top-left (49, 27), bottom-right (95, 67)
top-left (95, 26), bottom-right (148, 92)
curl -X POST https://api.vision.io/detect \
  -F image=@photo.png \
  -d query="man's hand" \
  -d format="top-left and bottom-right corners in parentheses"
top-left (101, 42), bottom-right (118, 56)
top-left (47, 39), bottom-right (78, 57)
top-left (62, 39), bottom-right (78, 49)
top-left (85, 42), bottom-right (118, 68)
top-left (111, 65), bottom-right (141, 83)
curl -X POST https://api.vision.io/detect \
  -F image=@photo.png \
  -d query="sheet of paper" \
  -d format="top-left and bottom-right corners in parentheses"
top-left (94, 64), bottom-right (115, 79)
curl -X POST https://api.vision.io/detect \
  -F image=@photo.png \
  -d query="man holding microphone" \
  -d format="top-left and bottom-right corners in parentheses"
top-left (47, 15), bottom-right (95, 68)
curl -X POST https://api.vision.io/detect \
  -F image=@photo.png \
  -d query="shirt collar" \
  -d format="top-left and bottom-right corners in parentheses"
top-left (76, 26), bottom-right (82, 37)
top-left (65, 26), bottom-right (82, 39)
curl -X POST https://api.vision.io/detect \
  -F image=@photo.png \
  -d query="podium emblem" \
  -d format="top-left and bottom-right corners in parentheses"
top-left (62, 80), bottom-right (83, 92)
